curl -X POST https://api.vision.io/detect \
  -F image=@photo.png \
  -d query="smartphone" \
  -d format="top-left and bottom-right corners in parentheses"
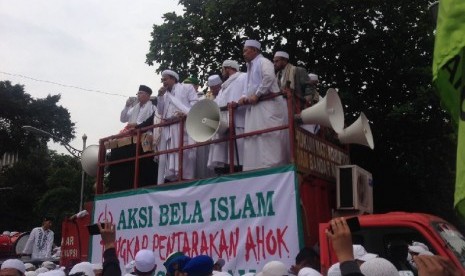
top-left (86, 223), bottom-right (104, 235)
top-left (346, 216), bottom-right (361, 232)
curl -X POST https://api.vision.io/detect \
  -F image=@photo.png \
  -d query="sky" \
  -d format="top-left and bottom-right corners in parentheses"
top-left (0, 0), bottom-right (183, 154)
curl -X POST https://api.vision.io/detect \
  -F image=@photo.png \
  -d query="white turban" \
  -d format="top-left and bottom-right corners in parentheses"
top-left (162, 69), bottom-right (179, 81)
top-left (308, 73), bottom-right (319, 81)
top-left (244, 39), bottom-right (261, 49)
top-left (222, 60), bottom-right (240, 71)
top-left (208, 75), bottom-right (223, 87)
top-left (274, 51), bottom-right (289, 59)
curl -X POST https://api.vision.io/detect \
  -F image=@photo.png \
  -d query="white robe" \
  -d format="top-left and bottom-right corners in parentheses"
top-left (23, 227), bottom-right (54, 260)
top-left (120, 101), bottom-right (154, 124)
top-left (207, 72), bottom-right (247, 169)
top-left (157, 83), bottom-right (198, 182)
top-left (243, 54), bottom-right (287, 171)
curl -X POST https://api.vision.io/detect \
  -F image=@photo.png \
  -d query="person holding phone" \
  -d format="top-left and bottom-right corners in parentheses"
top-left (97, 222), bottom-right (122, 276)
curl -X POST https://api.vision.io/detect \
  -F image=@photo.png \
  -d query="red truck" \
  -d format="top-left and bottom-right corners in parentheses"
top-left (60, 95), bottom-right (465, 274)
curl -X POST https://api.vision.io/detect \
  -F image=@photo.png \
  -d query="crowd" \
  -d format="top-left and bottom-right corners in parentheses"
top-left (114, 38), bottom-right (320, 187)
top-left (2, 218), bottom-right (461, 276)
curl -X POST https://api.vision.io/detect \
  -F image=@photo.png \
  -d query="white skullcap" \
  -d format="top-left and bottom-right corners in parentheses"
top-left (308, 73), bottom-right (318, 81)
top-left (135, 249), bottom-right (156, 273)
top-left (222, 60), bottom-right (240, 71)
top-left (162, 69), bottom-right (179, 81)
top-left (208, 75), bottom-right (223, 87)
top-left (24, 263), bottom-right (35, 270)
top-left (408, 241), bottom-right (429, 254)
top-left (261, 261), bottom-right (287, 276)
top-left (297, 267), bottom-right (322, 276)
top-left (25, 271), bottom-right (39, 276)
top-left (353, 244), bottom-right (378, 262)
top-left (244, 39), bottom-right (261, 49)
top-left (274, 51), bottom-right (289, 59)
top-left (37, 270), bottom-right (66, 276)
top-left (69, 262), bottom-right (95, 276)
top-left (35, 267), bottom-right (49, 274)
top-left (1, 259), bottom-right (26, 273)
top-left (326, 263), bottom-right (341, 276)
top-left (360, 258), bottom-right (398, 276)
top-left (42, 261), bottom-right (56, 270)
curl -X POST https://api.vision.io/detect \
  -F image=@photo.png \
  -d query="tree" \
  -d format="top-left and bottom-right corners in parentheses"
top-left (0, 150), bottom-right (93, 242)
top-left (146, 0), bottom-right (460, 226)
top-left (0, 80), bottom-right (79, 240)
top-left (0, 81), bottom-right (75, 157)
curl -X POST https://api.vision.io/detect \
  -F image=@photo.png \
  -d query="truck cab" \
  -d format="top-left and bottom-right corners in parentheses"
top-left (319, 212), bottom-right (465, 275)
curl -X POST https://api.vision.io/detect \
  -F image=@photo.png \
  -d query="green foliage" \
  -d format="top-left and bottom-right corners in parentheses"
top-left (147, 0), bottom-right (460, 226)
top-left (0, 80), bottom-right (75, 157)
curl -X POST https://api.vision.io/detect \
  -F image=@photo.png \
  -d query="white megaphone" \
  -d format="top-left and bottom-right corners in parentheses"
top-left (337, 112), bottom-right (374, 149)
top-left (300, 88), bottom-right (345, 133)
top-left (80, 145), bottom-right (100, 177)
top-left (186, 99), bottom-right (229, 142)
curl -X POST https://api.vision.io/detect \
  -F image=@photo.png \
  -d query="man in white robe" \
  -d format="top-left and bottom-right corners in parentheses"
top-left (207, 60), bottom-right (247, 171)
top-left (157, 70), bottom-right (198, 183)
top-left (22, 216), bottom-right (54, 260)
top-left (239, 39), bottom-right (288, 171)
top-left (120, 85), bottom-right (154, 127)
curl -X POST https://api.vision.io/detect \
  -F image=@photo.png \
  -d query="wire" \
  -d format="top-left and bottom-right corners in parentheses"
top-left (0, 71), bottom-right (127, 98)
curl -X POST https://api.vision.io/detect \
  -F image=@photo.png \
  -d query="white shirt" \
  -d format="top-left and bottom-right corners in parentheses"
top-left (23, 227), bottom-right (54, 259)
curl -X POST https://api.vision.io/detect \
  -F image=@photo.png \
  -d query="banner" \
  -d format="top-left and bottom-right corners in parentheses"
top-left (89, 165), bottom-right (302, 275)
top-left (432, 0), bottom-right (465, 219)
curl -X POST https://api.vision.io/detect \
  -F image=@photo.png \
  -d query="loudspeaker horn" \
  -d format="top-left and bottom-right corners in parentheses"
top-left (300, 88), bottom-right (345, 133)
top-left (80, 145), bottom-right (100, 177)
top-left (338, 112), bottom-right (374, 149)
top-left (186, 99), bottom-right (229, 142)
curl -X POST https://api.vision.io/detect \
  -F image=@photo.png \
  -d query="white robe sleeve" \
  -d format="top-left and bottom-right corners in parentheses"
top-left (120, 106), bottom-right (132, 123)
top-left (22, 228), bottom-right (37, 254)
top-left (256, 59), bottom-right (278, 96)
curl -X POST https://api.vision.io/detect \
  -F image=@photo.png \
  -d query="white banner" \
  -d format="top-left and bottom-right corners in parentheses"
top-left (90, 166), bottom-right (302, 275)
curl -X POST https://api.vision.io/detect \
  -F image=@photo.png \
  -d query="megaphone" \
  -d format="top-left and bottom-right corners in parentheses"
top-left (80, 145), bottom-right (100, 177)
top-left (300, 88), bottom-right (344, 133)
top-left (186, 99), bottom-right (229, 142)
top-left (338, 112), bottom-right (374, 149)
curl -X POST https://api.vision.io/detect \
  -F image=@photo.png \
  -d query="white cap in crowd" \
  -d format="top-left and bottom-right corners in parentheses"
top-left (25, 271), bottom-right (39, 276)
top-left (35, 267), bottom-right (48, 274)
top-left (69, 262), bottom-right (95, 276)
top-left (308, 73), bottom-right (319, 81)
top-left (244, 39), bottom-right (261, 49)
top-left (37, 270), bottom-right (65, 276)
top-left (274, 51), bottom-right (289, 59)
top-left (261, 261), bottom-right (287, 276)
top-left (135, 249), bottom-right (157, 273)
top-left (42, 261), bottom-right (56, 270)
top-left (1, 259), bottom-right (26, 274)
top-left (360, 258), bottom-right (398, 276)
top-left (222, 60), bottom-right (240, 71)
top-left (353, 244), bottom-right (378, 262)
top-left (162, 69), bottom-right (179, 81)
top-left (326, 263), bottom-right (340, 276)
top-left (208, 75), bottom-right (223, 87)
top-left (297, 267), bottom-right (322, 276)
top-left (24, 263), bottom-right (36, 271)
